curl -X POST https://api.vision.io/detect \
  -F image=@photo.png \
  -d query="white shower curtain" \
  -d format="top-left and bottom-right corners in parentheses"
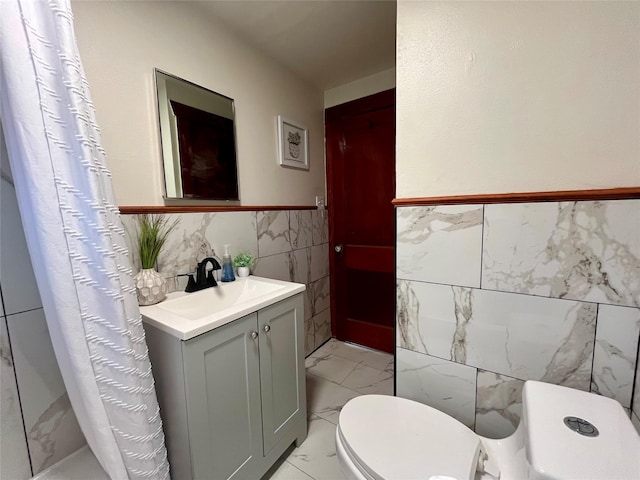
top-left (0, 1), bottom-right (170, 478)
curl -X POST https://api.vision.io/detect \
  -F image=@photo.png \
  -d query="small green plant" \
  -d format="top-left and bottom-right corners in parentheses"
top-left (135, 214), bottom-right (180, 269)
top-left (288, 131), bottom-right (301, 145)
top-left (233, 252), bottom-right (255, 268)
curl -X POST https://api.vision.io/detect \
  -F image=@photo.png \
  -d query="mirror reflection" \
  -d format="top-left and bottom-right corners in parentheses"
top-left (155, 69), bottom-right (239, 200)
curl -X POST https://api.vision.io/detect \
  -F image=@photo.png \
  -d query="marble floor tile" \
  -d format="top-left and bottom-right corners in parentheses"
top-left (265, 458), bottom-right (315, 480)
top-left (315, 338), bottom-right (393, 371)
top-left (285, 415), bottom-right (343, 480)
top-left (306, 373), bottom-right (361, 425)
top-left (305, 353), bottom-right (359, 384)
top-left (36, 340), bottom-right (389, 480)
top-left (277, 340), bottom-right (392, 479)
top-left (341, 363), bottom-right (393, 396)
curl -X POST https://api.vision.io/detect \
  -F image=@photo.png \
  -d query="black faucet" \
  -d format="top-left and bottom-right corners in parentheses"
top-left (185, 257), bottom-right (222, 292)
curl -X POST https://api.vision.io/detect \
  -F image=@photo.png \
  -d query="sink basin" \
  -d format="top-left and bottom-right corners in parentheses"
top-left (140, 276), bottom-right (305, 340)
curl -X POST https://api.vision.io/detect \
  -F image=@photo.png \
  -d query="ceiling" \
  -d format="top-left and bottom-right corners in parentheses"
top-left (198, 1), bottom-right (397, 91)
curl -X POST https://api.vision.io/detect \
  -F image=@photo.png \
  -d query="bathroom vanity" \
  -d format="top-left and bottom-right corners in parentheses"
top-left (140, 277), bottom-right (307, 480)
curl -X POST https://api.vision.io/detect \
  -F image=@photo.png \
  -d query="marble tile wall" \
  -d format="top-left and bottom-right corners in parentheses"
top-left (396, 200), bottom-right (640, 438)
top-left (1, 160), bottom-right (87, 477)
top-left (121, 208), bottom-right (330, 355)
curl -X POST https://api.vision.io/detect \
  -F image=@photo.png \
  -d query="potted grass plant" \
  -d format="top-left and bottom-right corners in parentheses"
top-left (133, 214), bottom-right (179, 305)
top-left (232, 252), bottom-right (255, 278)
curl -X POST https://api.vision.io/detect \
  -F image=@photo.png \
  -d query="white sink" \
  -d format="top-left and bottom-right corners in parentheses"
top-left (140, 276), bottom-right (305, 340)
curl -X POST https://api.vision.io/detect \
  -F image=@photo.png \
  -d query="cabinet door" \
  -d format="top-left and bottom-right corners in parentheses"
top-left (183, 314), bottom-right (262, 480)
top-left (258, 294), bottom-right (306, 454)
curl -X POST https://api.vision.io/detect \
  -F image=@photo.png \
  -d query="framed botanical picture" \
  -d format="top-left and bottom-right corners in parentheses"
top-left (278, 115), bottom-right (309, 170)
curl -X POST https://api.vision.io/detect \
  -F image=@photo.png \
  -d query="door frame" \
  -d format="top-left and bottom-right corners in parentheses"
top-left (325, 89), bottom-right (396, 350)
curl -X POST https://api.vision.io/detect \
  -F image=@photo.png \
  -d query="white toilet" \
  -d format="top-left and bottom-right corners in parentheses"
top-left (336, 380), bottom-right (640, 480)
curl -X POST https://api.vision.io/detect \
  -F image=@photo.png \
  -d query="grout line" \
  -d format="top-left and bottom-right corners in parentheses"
top-left (396, 277), bottom-right (603, 306)
top-left (284, 460), bottom-right (316, 480)
top-left (2, 315), bottom-right (35, 477)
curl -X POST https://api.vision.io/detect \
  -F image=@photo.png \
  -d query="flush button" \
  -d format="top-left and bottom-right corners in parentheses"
top-left (563, 416), bottom-right (599, 437)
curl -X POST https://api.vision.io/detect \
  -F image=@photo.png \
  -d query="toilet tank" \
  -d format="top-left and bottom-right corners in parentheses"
top-left (521, 381), bottom-right (640, 480)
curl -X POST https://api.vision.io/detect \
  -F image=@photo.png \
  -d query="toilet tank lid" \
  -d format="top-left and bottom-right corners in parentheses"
top-left (338, 395), bottom-right (482, 480)
top-left (523, 381), bottom-right (640, 480)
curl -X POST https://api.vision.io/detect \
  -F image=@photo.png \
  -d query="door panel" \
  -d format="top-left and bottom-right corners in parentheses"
top-left (326, 90), bottom-right (395, 353)
top-left (258, 294), bottom-right (306, 455)
top-left (183, 314), bottom-right (262, 480)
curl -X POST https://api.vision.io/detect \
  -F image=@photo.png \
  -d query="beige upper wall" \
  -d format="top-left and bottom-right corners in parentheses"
top-left (324, 68), bottom-right (396, 109)
top-left (396, 1), bottom-right (640, 198)
top-left (72, 1), bottom-right (325, 206)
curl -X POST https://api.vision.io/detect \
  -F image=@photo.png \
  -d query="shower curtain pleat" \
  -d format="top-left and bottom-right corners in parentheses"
top-left (0, 1), bottom-right (170, 478)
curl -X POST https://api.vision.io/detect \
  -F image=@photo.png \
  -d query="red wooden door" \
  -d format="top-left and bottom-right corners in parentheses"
top-left (326, 90), bottom-right (395, 353)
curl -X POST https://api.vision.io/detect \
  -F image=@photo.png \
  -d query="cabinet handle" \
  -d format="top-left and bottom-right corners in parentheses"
top-left (263, 325), bottom-right (271, 333)
top-left (250, 331), bottom-right (258, 339)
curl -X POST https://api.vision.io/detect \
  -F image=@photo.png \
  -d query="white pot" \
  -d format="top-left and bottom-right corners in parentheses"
top-left (237, 266), bottom-right (250, 278)
top-left (288, 142), bottom-right (300, 159)
top-left (134, 268), bottom-right (167, 306)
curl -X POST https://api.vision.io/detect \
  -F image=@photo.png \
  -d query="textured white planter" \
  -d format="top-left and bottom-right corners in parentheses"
top-left (237, 266), bottom-right (250, 278)
top-left (134, 268), bottom-right (167, 306)
top-left (288, 142), bottom-right (300, 158)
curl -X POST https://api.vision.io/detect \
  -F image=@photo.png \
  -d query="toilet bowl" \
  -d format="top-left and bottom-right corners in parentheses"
top-left (336, 381), bottom-right (640, 480)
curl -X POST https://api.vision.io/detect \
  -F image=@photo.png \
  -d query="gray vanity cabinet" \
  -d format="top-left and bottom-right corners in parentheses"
top-left (144, 293), bottom-right (307, 480)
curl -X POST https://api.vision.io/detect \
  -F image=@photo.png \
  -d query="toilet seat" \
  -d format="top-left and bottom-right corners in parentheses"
top-left (337, 395), bottom-right (483, 480)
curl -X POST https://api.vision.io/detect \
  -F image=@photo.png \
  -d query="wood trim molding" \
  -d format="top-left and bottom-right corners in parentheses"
top-left (392, 187), bottom-right (640, 207)
top-left (119, 205), bottom-right (318, 214)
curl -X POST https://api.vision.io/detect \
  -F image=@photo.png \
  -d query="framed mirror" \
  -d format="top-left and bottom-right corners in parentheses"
top-left (155, 69), bottom-right (239, 201)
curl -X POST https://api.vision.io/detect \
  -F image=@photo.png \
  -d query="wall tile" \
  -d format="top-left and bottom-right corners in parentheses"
top-left (309, 276), bottom-right (330, 317)
top-left (301, 289), bottom-right (313, 324)
top-left (290, 210), bottom-right (313, 250)
top-left (632, 411), bottom-right (640, 436)
top-left (397, 281), bottom-right (596, 390)
top-left (7, 309), bottom-right (85, 473)
top-left (475, 370), bottom-right (524, 439)
top-left (253, 252), bottom-right (291, 282)
top-left (483, 201), bottom-right (640, 308)
top-left (1, 316), bottom-right (32, 479)
top-left (1, 176), bottom-right (42, 315)
top-left (591, 305), bottom-right (640, 408)
top-left (396, 348), bottom-right (476, 428)
top-left (309, 244), bottom-right (329, 282)
top-left (311, 210), bottom-right (328, 245)
top-left (30, 446), bottom-right (108, 480)
top-left (313, 308), bottom-right (331, 352)
top-left (290, 248), bottom-right (311, 285)
top-left (257, 211), bottom-right (291, 257)
top-left (26, 392), bottom-right (86, 474)
top-left (123, 211), bottom-right (257, 281)
top-left (397, 205), bottom-right (483, 287)
top-left (304, 315), bottom-right (315, 356)
top-left (633, 333), bottom-right (640, 419)
top-left (123, 209), bottom-right (330, 358)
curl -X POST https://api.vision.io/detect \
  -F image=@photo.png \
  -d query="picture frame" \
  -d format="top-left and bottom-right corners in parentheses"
top-left (278, 115), bottom-right (309, 170)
